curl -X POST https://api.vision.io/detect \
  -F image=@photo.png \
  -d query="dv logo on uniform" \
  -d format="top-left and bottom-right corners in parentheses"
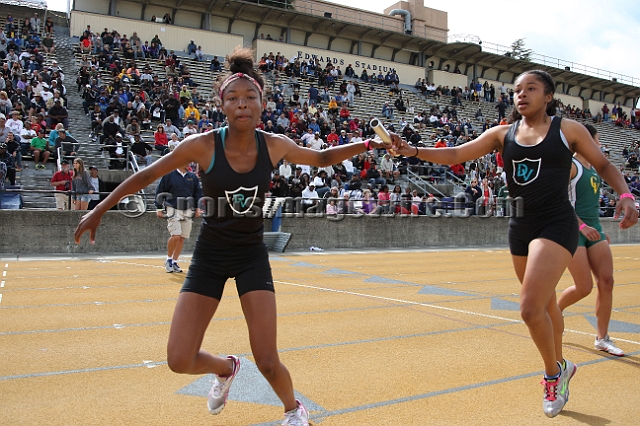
top-left (225, 186), bottom-right (259, 214)
top-left (512, 158), bottom-right (541, 186)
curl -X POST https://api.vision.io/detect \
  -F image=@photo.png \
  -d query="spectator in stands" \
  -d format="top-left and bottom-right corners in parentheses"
top-left (130, 134), bottom-right (154, 167)
top-left (0, 142), bottom-right (15, 185)
top-left (45, 16), bottom-right (53, 34)
top-left (125, 117), bottom-right (141, 138)
top-left (29, 128), bottom-right (50, 169)
top-left (87, 166), bottom-right (106, 210)
top-left (183, 120), bottom-right (198, 137)
top-left (163, 95), bottom-right (181, 127)
top-left (162, 13), bottom-right (172, 24)
top-left (187, 40), bottom-right (197, 56)
top-left (46, 98), bottom-right (69, 129)
top-left (50, 159), bottom-right (72, 209)
top-left (6, 110), bottom-right (23, 134)
top-left (210, 56), bottom-right (222, 72)
top-left (71, 158), bottom-right (95, 210)
top-left (163, 118), bottom-right (182, 139)
top-left (601, 104), bottom-right (609, 122)
top-left (55, 129), bottom-right (78, 158)
top-left (29, 13), bottom-right (41, 34)
top-left (184, 101), bottom-right (200, 122)
top-left (154, 124), bottom-right (169, 154)
top-left (382, 101), bottom-right (393, 120)
top-left (4, 132), bottom-right (22, 172)
top-left (0, 90), bottom-right (12, 116)
top-left (194, 46), bottom-right (205, 62)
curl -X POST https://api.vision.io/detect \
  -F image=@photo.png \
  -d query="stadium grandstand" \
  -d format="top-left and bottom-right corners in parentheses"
top-left (1, 0), bottom-right (639, 221)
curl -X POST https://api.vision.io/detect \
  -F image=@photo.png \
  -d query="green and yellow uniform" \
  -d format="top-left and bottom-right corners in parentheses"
top-left (569, 158), bottom-right (606, 248)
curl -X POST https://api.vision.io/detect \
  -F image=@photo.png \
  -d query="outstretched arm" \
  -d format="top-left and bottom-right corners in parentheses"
top-left (266, 133), bottom-right (390, 168)
top-left (393, 125), bottom-right (507, 165)
top-left (74, 135), bottom-right (210, 243)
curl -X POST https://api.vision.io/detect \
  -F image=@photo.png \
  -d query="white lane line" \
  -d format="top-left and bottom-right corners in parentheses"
top-left (0, 294), bottom-right (3, 304)
top-left (2, 271), bottom-right (5, 277)
top-left (4, 263), bottom-right (8, 268)
top-left (0, 281), bottom-right (4, 288)
top-left (275, 280), bottom-right (640, 346)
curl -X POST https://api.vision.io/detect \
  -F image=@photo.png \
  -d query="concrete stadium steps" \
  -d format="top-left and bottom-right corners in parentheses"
top-left (16, 163), bottom-right (57, 209)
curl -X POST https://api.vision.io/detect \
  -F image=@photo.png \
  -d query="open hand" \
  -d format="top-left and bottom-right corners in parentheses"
top-left (74, 210), bottom-right (102, 244)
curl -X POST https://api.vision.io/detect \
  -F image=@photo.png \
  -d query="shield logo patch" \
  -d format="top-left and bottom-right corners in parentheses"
top-left (225, 186), bottom-right (259, 215)
top-left (512, 158), bottom-right (541, 186)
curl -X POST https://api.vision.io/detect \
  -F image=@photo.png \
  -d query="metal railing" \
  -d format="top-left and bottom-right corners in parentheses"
top-left (405, 167), bottom-right (446, 197)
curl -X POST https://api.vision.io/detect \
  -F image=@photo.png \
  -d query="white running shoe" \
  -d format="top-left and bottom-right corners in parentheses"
top-left (172, 261), bottom-right (183, 273)
top-left (595, 335), bottom-right (624, 356)
top-left (282, 399), bottom-right (309, 426)
top-left (164, 259), bottom-right (173, 273)
top-left (208, 355), bottom-right (240, 415)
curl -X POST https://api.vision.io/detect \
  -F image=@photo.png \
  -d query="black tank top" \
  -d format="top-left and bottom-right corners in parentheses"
top-left (503, 116), bottom-right (574, 217)
top-left (200, 128), bottom-right (273, 245)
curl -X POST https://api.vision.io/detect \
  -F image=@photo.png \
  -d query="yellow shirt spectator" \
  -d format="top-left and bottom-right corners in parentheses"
top-left (184, 102), bottom-right (200, 122)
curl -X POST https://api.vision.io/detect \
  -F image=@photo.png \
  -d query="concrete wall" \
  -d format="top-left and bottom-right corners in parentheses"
top-left (429, 70), bottom-right (468, 89)
top-left (280, 215), bottom-right (640, 250)
top-left (1, 211), bottom-right (638, 255)
top-left (70, 10), bottom-right (244, 58)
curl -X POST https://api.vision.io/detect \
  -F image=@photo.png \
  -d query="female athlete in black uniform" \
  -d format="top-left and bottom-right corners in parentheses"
top-left (74, 47), bottom-right (390, 426)
top-left (393, 70), bottom-right (637, 418)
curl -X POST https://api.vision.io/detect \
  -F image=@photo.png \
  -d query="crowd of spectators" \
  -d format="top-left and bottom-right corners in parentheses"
top-left (0, 11), bottom-right (70, 180)
top-left (67, 25), bottom-right (639, 215)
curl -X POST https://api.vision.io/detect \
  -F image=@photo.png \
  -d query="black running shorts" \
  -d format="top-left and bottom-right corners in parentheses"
top-left (508, 211), bottom-right (579, 257)
top-left (181, 238), bottom-right (274, 300)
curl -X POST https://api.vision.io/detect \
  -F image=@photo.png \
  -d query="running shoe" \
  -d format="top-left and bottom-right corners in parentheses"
top-left (172, 261), bottom-right (183, 273)
top-left (541, 359), bottom-right (576, 418)
top-left (208, 355), bottom-right (240, 415)
top-left (164, 259), bottom-right (173, 273)
top-left (282, 400), bottom-right (309, 426)
top-left (595, 335), bottom-right (624, 356)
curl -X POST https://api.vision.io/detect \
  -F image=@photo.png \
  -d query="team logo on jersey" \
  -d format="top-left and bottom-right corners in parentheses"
top-left (512, 158), bottom-right (541, 186)
top-left (225, 186), bottom-right (259, 214)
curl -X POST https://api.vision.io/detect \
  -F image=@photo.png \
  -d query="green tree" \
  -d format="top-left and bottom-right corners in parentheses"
top-left (507, 38), bottom-right (533, 61)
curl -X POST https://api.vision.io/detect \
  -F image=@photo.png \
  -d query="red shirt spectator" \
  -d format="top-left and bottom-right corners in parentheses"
top-left (51, 163), bottom-right (73, 191)
top-left (326, 131), bottom-right (339, 147)
top-left (434, 139), bottom-right (447, 148)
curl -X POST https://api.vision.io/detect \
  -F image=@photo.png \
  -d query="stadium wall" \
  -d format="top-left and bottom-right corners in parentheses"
top-left (70, 10), bottom-right (244, 58)
top-left (1, 211), bottom-right (638, 254)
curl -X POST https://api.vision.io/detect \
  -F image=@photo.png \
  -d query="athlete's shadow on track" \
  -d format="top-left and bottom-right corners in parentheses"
top-left (560, 411), bottom-right (611, 425)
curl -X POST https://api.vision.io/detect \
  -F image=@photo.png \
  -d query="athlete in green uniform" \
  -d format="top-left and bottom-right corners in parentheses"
top-left (558, 123), bottom-right (624, 356)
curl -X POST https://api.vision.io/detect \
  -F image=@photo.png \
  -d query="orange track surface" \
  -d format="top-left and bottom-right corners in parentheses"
top-left (1, 247), bottom-right (639, 425)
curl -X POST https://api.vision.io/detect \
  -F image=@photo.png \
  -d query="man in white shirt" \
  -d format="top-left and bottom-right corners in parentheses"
top-left (307, 133), bottom-right (324, 150)
top-left (300, 128), bottom-right (314, 147)
top-left (182, 120), bottom-right (198, 136)
top-left (301, 183), bottom-right (318, 206)
top-left (278, 159), bottom-right (292, 180)
top-left (20, 121), bottom-right (36, 142)
top-left (350, 129), bottom-right (363, 144)
top-left (6, 110), bottom-right (23, 134)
